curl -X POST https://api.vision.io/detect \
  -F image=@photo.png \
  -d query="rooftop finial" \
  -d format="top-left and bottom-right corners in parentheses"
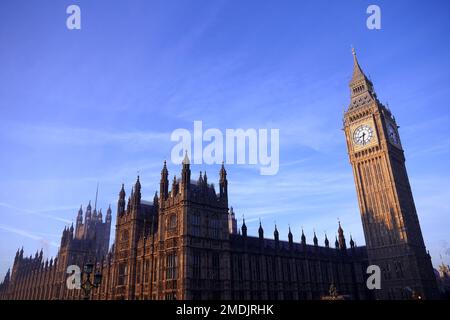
top-left (94, 182), bottom-right (99, 212)
top-left (183, 150), bottom-right (190, 165)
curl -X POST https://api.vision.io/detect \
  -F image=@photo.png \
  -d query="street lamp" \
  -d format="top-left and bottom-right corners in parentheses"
top-left (81, 262), bottom-right (102, 300)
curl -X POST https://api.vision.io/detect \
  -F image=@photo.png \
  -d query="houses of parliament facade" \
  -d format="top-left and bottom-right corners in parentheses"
top-left (0, 52), bottom-right (440, 300)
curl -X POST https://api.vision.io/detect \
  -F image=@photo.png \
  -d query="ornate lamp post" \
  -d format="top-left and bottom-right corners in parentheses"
top-left (81, 262), bottom-right (102, 300)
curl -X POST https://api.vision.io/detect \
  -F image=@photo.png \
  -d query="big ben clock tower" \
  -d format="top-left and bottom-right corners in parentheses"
top-left (343, 49), bottom-right (439, 299)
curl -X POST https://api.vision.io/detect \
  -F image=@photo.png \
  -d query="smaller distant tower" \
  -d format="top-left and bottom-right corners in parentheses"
top-left (228, 207), bottom-right (237, 234)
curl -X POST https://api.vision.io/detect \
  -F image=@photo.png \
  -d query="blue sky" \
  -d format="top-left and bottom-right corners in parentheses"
top-left (1, 0), bottom-right (450, 278)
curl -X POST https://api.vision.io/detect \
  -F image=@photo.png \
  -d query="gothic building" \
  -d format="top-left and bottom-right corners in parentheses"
top-left (0, 51), bottom-right (440, 300)
top-left (0, 202), bottom-right (112, 300)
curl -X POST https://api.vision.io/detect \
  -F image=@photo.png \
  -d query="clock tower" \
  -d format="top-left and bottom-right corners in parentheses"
top-left (343, 49), bottom-right (439, 299)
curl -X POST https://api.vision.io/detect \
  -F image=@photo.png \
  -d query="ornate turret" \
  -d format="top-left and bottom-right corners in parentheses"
top-left (350, 235), bottom-right (355, 249)
top-left (14, 248), bottom-right (19, 263)
top-left (313, 231), bottom-right (318, 246)
top-left (76, 205), bottom-right (83, 228)
top-left (228, 207), bottom-right (237, 235)
top-left (241, 218), bottom-right (247, 237)
top-left (181, 152), bottom-right (191, 191)
top-left (203, 171), bottom-right (208, 186)
top-left (301, 229), bottom-right (306, 246)
top-left (258, 220), bottom-right (264, 239)
top-left (219, 162), bottom-right (228, 203)
top-left (153, 192), bottom-right (159, 208)
top-left (132, 176), bottom-right (141, 207)
top-left (274, 224), bottom-right (279, 242)
top-left (324, 233), bottom-right (329, 248)
top-left (85, 201), bottom-right (92, 222)
top-left (338, 221), bottom-right (346, 250)
top-left (118, 184), bottom-right (126, 216)
top-left (288, 226), bottom-right (293, 246)
top-left (172, 175), bottom-right (179, 196)
top-left (106, 205), bottom-right (112, 223)
top-left (160, 160), bottom-right (169, 199)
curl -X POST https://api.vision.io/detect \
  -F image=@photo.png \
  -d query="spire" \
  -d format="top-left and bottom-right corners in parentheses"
top-left (220, 161), bottom-right (227, 180)
top-left (135, 175), bottom-right (141, 192)
top-left (335, 236), bottom-right (339, 249)
top-left (351, 48), bottom-right (368, 83)
top-left (76, 205), bottom-right (83, 227)
top-left (274, 224), bottom-right (279, 242)
top-left (301, 228), bottom-right (306, 246)
top-left (153, 191), bottom-right (158, 205)
top-left (198, 171), bottom-right (203, 185)
top-left (162, 160), bottom-right (168, 175)
top-left (86, 201), bottom-right (92, 221)
top-left (203, 171), bottom-right (208, 185)
top-left (118, 184), bottom-right (126, 216)
top-left (119, 183), bottom-right (126, 199)
top-left (338, 221), bottom-right (346, 250)
top-left (324, 233), bottom-right (329, 248)
top-left (172, 175), bottom-right (179, 196)
top-left (183, 150), bottom-right (190, 166)
top-left (94, 182), bottom-right (99, 212)
top-left (181, 151), bottom-right (191, 189)
top-left (258, 220), bottom-right (264, 239)
top-left (313, 230), bottom-right (318, 246)
top-left (160, 161), bottom-right (169, 199)
top-left (349, 48), bottom-right (375, 106)
top-left (241, 218), bottom-right (247, 237)
top-left (219, 161), bottom-right (228, 201)
top-left (288, 226), bottom-right (293, 244)
top-left (350, 235), bottom-right (355, 248)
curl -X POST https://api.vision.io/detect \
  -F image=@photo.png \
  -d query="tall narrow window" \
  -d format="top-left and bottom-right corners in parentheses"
top-left (212, 252), bottom-right (220, 280)
top-left (166, 253), bottom-right (177, 280)
top-left (118, 263), bottom-right (127, 286)
top-left (210, 218), bottom-right (220, 239)
top-left (191, 214), bottom-right (201, 237)
top-left (168, 215), bottom-right (177, 232)
top-left (193, 251), bottom-right (201, 279)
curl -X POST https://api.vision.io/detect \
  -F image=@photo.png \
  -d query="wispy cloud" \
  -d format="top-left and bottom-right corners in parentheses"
top-left (1, 124), bottom-right (170, 148)
top-left (0, 224), bottom-right (59, 247)
top-left (0, 202), bottom-right (72, 224)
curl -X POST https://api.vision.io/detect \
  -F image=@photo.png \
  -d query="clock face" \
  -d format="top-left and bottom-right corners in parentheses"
top-left (353, 125), bottom-right (373, 146)
top-left (387, 123), bottom-right (400, 145)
